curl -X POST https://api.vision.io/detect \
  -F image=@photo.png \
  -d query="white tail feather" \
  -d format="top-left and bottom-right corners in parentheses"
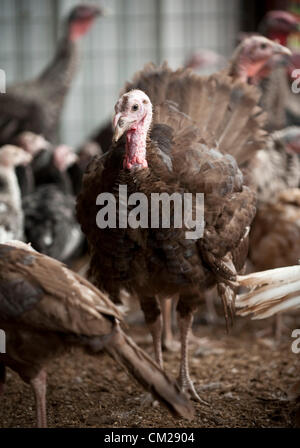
top-left (236, 265), bottom-right (300, 319)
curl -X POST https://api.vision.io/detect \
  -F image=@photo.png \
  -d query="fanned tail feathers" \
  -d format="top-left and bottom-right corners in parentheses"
top-left (125, 62), bottom-right (267, 166)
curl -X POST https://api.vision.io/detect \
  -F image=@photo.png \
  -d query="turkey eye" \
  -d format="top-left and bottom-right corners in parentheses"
top-left (260, 43), bottom-right (267, 49)
top-left (132, 104), bottom-right (139, 111)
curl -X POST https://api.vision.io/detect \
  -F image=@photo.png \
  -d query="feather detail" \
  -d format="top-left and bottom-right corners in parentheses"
top-left (236, 265), bottom-right (300, 318)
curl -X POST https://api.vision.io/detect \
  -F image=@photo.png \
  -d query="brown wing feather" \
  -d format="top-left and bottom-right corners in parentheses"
top-left (0, 243), bottom-right (122, 336)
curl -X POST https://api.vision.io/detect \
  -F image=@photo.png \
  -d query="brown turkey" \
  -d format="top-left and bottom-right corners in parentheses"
top-left (0, 4), bottom-right (102, 145)
top-left (83, 36), bottom-right (288, 342)
top-left (253, 11), bottom-right (300, 131)
top-left (0, 241), bottom-right (193, 428)
top-left (87, 36), bottom-right (288, 154)
top-left (77, 63), bottom-right (267, 401)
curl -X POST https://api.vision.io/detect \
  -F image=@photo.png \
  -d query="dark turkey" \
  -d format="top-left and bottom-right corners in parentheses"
top-left (23, 184), bottom-right (83, 264)
top-left (77, 63), bottom-right (267, 401)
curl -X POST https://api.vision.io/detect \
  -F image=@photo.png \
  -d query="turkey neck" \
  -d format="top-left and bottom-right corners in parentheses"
top-left (230, 55), bottom-right (266, 83)
top-left (37, 32), bottom-right (78, 102)
top-left (124, 118), bottom-right (151, 170)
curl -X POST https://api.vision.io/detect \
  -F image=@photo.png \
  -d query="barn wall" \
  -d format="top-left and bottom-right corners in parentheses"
top-left (0, 0), bottom-right (241, 147)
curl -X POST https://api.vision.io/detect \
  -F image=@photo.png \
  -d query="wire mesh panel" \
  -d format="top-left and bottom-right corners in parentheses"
top-left (0, 0), bottom-right (241, 147)
top-left (161, 0), bottom-right (241, 69)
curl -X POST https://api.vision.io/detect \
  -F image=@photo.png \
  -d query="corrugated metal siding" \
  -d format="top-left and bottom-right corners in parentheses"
top-left (0, 0), bottom-right (241, 147)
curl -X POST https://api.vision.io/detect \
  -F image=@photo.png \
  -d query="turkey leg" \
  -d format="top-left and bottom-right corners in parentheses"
top-left (140, 296), bottom-right (163, 368)
top-left (161, 297), bottom-right (180, 352)
top-left (30, 369), bottom-right (47, 428)
top-left (177, 296), bottom-right (208, 404)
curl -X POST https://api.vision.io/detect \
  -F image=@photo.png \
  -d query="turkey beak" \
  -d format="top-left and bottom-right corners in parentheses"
top-left (113, 114), bottom-right (134, 143)
top-left (273, 43), bottom-right (292, 57)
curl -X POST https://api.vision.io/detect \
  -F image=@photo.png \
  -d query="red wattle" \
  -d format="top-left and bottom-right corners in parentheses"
top-left (69, 19), bottom-right (94, 41)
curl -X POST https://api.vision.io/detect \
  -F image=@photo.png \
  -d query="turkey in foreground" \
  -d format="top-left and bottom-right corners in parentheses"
top-left (0, 241), bottom-right (194, 427)
top-left (77, 63), bottom-right (267, 401)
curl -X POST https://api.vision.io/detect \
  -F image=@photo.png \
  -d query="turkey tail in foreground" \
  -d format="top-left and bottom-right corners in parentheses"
top-left (236, 266), bottom-right (300, 319)
top-left (104, 328), bottom-right (193, 418)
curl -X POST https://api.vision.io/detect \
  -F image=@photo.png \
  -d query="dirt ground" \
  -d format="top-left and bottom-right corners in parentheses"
top-left (1, 312), bottom-right (300, 428)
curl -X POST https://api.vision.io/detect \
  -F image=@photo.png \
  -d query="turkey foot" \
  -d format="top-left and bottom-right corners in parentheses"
top-left (177, 372), bottom-right (208, 405)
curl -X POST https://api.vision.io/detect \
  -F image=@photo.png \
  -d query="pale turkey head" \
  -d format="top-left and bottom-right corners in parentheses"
top-left (0, 145), bottom-right (32, 168)
top-left (53, 145), bottom-right (78, 172)
top-left (113, 90), bottom-right (152, 142)
top-left (233, 36), bottom-right (291, 83)
top-left (16, 132), bottom-right (51, 156)
top-left (113, 90), bottom-right (153, 170)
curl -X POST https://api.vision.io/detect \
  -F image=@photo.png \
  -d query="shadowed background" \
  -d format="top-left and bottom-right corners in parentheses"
top-left (1, 0), bottom-right (243, 146)
top-left (0, 0), bottom-right (296, 146)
